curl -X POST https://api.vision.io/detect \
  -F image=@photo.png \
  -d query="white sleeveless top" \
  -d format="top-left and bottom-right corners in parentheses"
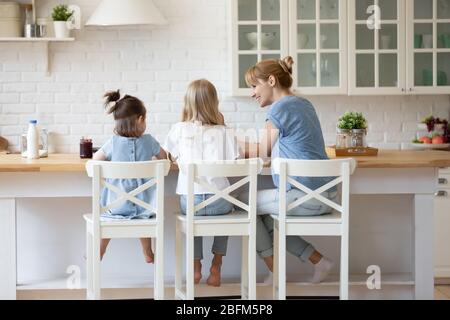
top-left (163, 122), bottom-right (241, 195)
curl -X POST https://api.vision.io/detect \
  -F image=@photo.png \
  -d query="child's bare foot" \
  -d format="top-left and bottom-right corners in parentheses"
top-left (194, 259), bottom-right (202, 284)
top-left (100, 239), bottom-right (111, 261)
top-left (143, 249), bottom-right (154, 264)
top-left (207, 255), bottom-right (223, 287)
top-left (140, 238), bottom-right (154, 264)
top-left (206, 263), bottom-right (222, 287)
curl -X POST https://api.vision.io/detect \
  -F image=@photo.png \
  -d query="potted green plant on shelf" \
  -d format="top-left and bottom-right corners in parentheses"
top-left (51, 4), bottom-right (73, 38)
top-left (336, 111), bottom-right (368, 148)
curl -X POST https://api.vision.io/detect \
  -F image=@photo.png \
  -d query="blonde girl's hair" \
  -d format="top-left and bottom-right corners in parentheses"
top-left (245, 56), bottom-right (294, 89)
top-left (104, 89), bottom-right (147, 138)
top-left (182, 79), bottom-right (225, 126)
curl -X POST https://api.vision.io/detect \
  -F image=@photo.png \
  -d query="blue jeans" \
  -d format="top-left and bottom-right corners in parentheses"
top-left (180, 194), bottom-right (233, 260)
top-left (241, 188), bottom-right (338, 261)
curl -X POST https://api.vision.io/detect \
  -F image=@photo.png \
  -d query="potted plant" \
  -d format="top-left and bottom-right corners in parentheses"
top-left (337, 111), bottom-right (368, 148)
top-left (51, 4), bottom-right (73, 38)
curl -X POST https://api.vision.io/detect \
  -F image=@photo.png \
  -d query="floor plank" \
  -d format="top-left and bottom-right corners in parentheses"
top-left (435, 285), bottom-right (450, 299)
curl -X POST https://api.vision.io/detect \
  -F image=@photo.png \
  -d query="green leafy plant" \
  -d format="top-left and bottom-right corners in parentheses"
top-left (337, 111), bottom-right (368, 130)
top-left (51, 4), bottom-right (73, 21)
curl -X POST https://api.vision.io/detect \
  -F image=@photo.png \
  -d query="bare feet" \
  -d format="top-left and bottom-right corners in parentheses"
top-left (206, 254), bottom-right (223, 287)
top-left (206, 263), bottom-right (222, 287)
top-left (194, 259), bottom-right (202, 284)
top-left (143, 249), bottom-right (154, 264)
top-left (140, 238), bottom-right (154, 264)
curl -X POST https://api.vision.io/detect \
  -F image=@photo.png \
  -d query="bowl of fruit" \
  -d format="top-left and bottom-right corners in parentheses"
top-left (411, 116), bottom-right (450, 150)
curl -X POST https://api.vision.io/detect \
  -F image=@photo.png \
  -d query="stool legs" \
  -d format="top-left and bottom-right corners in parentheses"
top-left (241, 236), bottom-right (249, 299)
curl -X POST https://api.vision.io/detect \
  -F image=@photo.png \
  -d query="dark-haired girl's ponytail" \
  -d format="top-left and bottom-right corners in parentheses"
top-left (104, 89), bottom-right (121, 114)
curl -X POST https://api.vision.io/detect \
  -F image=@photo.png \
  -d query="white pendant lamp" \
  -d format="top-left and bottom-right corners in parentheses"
top-left (86, 0), bottom-right (167, 26)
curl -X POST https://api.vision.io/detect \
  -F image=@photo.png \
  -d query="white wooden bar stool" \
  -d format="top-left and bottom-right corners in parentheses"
top-left (84, 160), bottom-right (170, 300)
top-left (271, 158), bottom-right (356, 300)
top-left (174, 158), bottom-right (263, 300)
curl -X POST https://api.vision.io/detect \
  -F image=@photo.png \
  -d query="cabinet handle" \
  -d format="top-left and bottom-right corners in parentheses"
top-left (439, 178), bottom-right (448, 185)
top-left (401, 88), bottom-right (405, 92)
top-left (409, 88), bottom-right (413, 92)
top-left (435, 190), bottom-right (448, 197)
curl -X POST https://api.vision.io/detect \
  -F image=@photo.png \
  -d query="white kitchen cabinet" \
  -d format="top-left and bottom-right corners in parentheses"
top-left (406, 0), bottom-right (450, 94)
top-left (231, 0), bottom-right (289, 96)
top-left (230, 0), bottom-right (348, 96)
top-left (349, 0), bottom-right (450, 95)
top-left (434, 167), bottom-right (450, 279)
top-left (290, 0), bottom-right (348, 94)
top-left (348, 0), bottom-right (406, 95)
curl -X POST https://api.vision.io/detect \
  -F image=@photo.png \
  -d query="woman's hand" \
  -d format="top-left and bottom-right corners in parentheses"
top-left (238, 121), bottom-right (279, 159)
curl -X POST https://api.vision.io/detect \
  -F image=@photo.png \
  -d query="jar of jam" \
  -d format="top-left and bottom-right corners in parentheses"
top-left (80, 137), bottom-right (93, 159)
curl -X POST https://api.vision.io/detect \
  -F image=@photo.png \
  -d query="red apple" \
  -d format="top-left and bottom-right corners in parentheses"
top-left (432, 135), bottom-right (445, 144)
top-left (419, 136), bottom-right (432, 144)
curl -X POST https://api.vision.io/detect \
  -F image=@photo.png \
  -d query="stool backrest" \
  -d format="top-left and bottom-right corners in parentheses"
top-left (272, 158), bottom-right (357, 221)
top-left (85, 160), bottom-right (171, 228)
top-left (179, 158), bottom-right (264, 222)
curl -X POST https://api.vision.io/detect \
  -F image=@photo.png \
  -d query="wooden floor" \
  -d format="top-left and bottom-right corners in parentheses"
top-left (435, 285), bottom-right (450, 300)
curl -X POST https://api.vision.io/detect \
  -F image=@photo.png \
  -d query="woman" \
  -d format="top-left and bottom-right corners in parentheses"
top-left (241, 56), bottom-right (337, 283)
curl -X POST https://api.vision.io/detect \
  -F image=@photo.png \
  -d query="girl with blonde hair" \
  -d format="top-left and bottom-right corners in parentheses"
top-left (164, 79), bottom-right (240, 287)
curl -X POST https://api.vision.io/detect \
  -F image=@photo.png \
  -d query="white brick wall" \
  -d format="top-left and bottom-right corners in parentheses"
top-left (1, 0), bottom-right (449, 153)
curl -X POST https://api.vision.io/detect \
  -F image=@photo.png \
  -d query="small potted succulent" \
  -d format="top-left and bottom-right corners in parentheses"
top-left (337, 111), bottom-right (368, 148)
top-left (52, 4), bottom-right (73, 38)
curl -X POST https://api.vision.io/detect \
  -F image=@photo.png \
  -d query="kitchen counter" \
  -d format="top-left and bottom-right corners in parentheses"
top-left (1, 149), bottom-right (448, 300)
top-left (0, 149), bottom-right (449, 172)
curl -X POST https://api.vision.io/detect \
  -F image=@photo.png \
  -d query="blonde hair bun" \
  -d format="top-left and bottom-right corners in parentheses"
top-left (280, 56), bottom-right (294, 75)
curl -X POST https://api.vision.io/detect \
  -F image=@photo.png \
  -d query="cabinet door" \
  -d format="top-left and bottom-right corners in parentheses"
top-left (407, 0), bottom-right (450, 94)
top-left (348, 0), bottom-right (406, 95)
top-left (434, 191), bottom-right (450, 278)
top-left (231, 0), bottom-right (289, 96)
top-left (290, 0), bottom-right (348, 94)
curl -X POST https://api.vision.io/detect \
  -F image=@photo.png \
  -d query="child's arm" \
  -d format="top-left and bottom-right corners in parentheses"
top-left (93, 149), bottom-right (107, 161)
top-left (155, 147), bottom-right (168, 160)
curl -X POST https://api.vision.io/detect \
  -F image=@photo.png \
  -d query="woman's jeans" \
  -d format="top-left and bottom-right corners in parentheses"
top-left (180, 194), bottom-right (233, 260)
top-left (241, 188), bottom-right (338, 262)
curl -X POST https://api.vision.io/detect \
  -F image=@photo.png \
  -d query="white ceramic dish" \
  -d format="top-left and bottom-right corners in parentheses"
top-left (409, 143), bottom-right (450, 150)
top-left (246, 32), bottom-right (276, 50)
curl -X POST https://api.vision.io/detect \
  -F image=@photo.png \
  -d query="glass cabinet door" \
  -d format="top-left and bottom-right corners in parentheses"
top-left (349, 0), bottom-right (406, 95)
top-left (408, 0), bottom-right (450, 93)
top-left (291, 0), bottom-right (347, 94)
top-left (232, 0), bottom-right (288, 95)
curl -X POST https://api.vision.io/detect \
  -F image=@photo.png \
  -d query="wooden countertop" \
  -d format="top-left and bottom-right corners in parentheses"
top-left (0, 150), bottom-right (449, 172)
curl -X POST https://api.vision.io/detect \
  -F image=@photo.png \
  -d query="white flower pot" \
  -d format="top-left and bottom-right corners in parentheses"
top-left (53, 21), bottom-right (70, 38)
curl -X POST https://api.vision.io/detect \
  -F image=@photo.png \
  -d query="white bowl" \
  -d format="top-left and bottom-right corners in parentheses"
top-left (246, 32), bottom-right (276, 50)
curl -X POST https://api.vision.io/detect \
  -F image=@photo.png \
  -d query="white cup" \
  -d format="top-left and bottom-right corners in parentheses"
top-left (423, 34), bottom-right (433, 48)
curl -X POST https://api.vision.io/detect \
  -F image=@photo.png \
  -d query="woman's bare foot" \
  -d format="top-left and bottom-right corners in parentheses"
top-left (194, 259), bottom-right (202, 284)
top-left (206, 254), bottom-right (223, 287)
top-left (140, 238), bottom-right (154, 264)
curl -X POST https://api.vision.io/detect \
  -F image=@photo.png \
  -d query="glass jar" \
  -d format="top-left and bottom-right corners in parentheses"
top-left (350, 129), bottom-right (367, 148)
top-left (80, 137), bottom-right (93, 159)
top-left (336, 128), bottom-right (351, 149)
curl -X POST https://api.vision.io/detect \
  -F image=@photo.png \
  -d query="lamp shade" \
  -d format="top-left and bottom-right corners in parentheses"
top-left (85, 0), bottom-right (167, 26)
